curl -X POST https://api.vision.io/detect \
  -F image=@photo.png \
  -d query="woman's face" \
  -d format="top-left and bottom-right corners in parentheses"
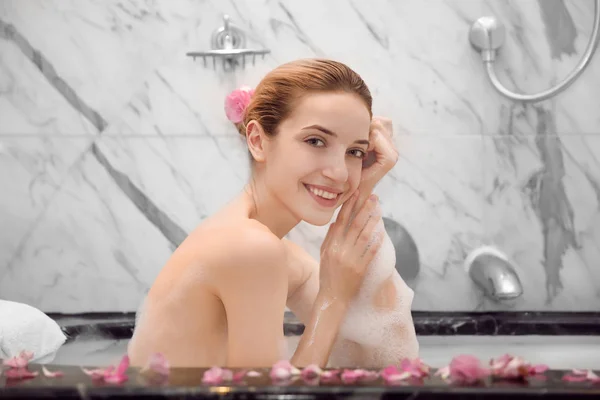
top-left (262, 91), bottom-right (371, 226)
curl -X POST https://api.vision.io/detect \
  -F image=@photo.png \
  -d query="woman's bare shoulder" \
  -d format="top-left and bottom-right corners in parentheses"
top-left (189, 218), bottom-right (288, 277)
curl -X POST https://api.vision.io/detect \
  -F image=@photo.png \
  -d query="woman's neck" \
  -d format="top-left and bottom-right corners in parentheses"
top-left (240, 182), bottom-right (300, 239)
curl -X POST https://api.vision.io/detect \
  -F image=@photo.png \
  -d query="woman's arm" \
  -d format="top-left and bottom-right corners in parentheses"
top-left (216, 230), bottom-right (351, 368)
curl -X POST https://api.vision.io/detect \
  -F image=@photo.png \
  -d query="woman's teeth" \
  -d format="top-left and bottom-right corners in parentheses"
top-left (308, 186), bottom-right (338, 200)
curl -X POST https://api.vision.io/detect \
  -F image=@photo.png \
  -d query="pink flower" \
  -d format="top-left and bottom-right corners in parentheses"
top-left (4, 367), bottom-right (38, 380)
top-left (320, 369), bottom-right (340, 382)
top-left (341, 369), bottom-right (379, 384)
top-left (42, 366), bottom-right (64, 378)
top-left (441, 355), bottom-right (490, 385)
top-left (269, 360), bottom-right (300, 381)
top-left (381, 366), bottom-right (411, 384)
top-left (202, 367), bottom-right (233, 385)
top-left (1, 351), bottom-right (38, 380)
top-left (400, 358), bottom-right (431, 379)
top-left (224, 86), bottom-right (254, 124)
top-left (435, 365), bottom-right (451, 380)
top-left (140, 353), bottom-right (170, 384)
top-left (3, 350), bottom-right (34, 369)
top-left (563, 369), bottom-right (600, 383)
top-left (381, 359), bottom-right (431, 384)
top-left (82, 354), bottom-right (129, 384)
top-left (143, 353), bottom-right (170, 377)
top-left (301, 364), bottom-right (323, 380)
top-left (489, 354), bottom-right (548, 380)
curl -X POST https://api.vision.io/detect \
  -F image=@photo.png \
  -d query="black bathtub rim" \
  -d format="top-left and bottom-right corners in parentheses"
top-left (51, 311), bottom-right (600, 343)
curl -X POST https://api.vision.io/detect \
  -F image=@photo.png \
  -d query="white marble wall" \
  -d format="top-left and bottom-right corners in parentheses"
top-left (0, 0), bottom-right (599, 313)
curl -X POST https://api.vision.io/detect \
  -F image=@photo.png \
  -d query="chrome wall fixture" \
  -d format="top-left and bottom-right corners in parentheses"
top-left (469, 1), bottom-right (600, 102)
top-left (187, 15), bottom-right (270, 71)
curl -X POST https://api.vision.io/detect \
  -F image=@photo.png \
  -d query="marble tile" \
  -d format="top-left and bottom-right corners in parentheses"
top-left (3, 0), bottom-right (573, 138)
top-left (0, 136), bottom-right (249, 312)
top-left (287, 135), bottom-right (486, 311)
top-left (0, 38), bottom-right (98, 136)
top-left (0, 137), bottom-right (94, 272)
top-left (1, 0), bottom-right (599, 313)
top-left (0, 0), bottom-right (201, 125)
top-left (553, 0), bottom-right (600, 135)
top-left (482, 132), bottom-right (600, 310)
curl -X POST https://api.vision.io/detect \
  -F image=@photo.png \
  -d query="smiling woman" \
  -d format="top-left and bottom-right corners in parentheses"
top-left (127, 58), bottom-right (418, 369)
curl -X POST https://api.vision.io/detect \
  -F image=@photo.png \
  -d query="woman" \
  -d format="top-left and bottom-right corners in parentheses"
top-left (128, 58), bottom-right (418, 369)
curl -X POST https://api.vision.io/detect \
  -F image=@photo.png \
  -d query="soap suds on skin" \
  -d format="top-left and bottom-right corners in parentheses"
top-left (329, 220), bottom-right (419, 368)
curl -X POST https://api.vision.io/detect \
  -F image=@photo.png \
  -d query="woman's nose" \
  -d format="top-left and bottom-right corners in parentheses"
top-left (322, 155), bottom-right (348, 183)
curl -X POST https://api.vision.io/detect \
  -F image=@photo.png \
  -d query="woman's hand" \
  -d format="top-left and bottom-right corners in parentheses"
top-left (318, 191), bottom-right (384, 304)
top-left (358, 116), bottom-right (399, 195)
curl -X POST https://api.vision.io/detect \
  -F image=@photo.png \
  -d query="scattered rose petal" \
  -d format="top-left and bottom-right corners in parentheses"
top-left (399, 358), bottom-right (431, 379)
top-left (42, 366), bottom-right (64, 378)
top-left (82, 355), bottom-right (129, 384)
top-left (82, 367), bottom-right (106, 380)
top-left (270, 360), bottom-right (300, 381)
top-left (490, 354), bottom-right (548, 380)
top-left (301, 364), bottom-right (323, 380)
top-left (202, 367), bottom-right (236, 385)
top-left (233, 370), bottom-right (247, 382)
top-left (530, 364), bottom-right (549, 374)
top-left (341, 369), bottom-right (378, 384)
top-left (442, 355), bottom-right (490, 385)
top-left (563, 369), bottom-right (600, 383)
top-left (104, 355), bottom-right (130, 384)
top-left (4, 367), bottom-right (38, 380)
top-left (144, 353), bottom-right (170, 377)
top-left (435, 366), bottom-right (451, 380)
top-left (247, 370), bottom-right (262, 378)
top-left (381, 366), bottom-right (411, 384)
top-left (3, 351), bottom-right (34, 369)
top-left (320, 369), bottom-right (340, 382)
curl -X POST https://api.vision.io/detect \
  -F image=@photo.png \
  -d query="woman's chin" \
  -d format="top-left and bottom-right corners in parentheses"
top-left (301, 212), bottom-right (335, 227)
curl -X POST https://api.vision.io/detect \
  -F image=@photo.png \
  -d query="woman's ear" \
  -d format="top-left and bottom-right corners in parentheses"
top-left (246, 120), bottom-right (268, 163)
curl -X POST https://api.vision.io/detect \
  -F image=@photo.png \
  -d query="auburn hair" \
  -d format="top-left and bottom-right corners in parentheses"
top-left (233, 58), bottom-right (372, 136)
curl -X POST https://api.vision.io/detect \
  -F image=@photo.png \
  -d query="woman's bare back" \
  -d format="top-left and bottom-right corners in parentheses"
top-left (128, 201), bottom-right (309, 368)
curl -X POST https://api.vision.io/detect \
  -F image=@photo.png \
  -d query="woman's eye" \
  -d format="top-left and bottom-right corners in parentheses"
top-left (306, 138), bottom-right (325, 147)
top-left (349, 149), bottom-right (366, 159)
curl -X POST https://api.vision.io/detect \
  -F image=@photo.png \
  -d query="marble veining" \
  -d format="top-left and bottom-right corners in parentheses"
top-left (0, 0), bottom-right (599, 312)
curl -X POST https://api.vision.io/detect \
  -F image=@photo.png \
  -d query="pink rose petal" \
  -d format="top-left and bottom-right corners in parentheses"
top-left (144, 353), bottom-right (170, 377)
top-left (399, 358), bottom-right (431, 379)
top-left (447, 355), bottom-right (490, 385)
top-left (82, 367), bottom-right (106, 380)
top-left (202, 367), bottom-right (236, 385)
top-left (81, 355), bottom-right (129, 384)
top-left (233, 370), bottom-right (247, 382)
top-left (530, 364), bottom-right (549, 374)
top-left (563, 369), bottom-right (600, 383)
top-left (42, 366), bottom-right (64, 378)
top-left (381, 366), bottom-right (411, 384)
top-left (435, 366), bottom-right (451, 380)
top-left (301, 364), bottom-right (322, 380)
top-left (224, 86), bottom-right (254, 124)
top-left (4, 367), bottom-right (38, 380)
top-left (489, 354), bottom-right (548, 380)
top-left (3, 350), bottom-right (34, 369)
top-left (341, 369), bottom-right (378, 384)
top-left (320, 369), bottom-right (340, 382)
top-left (269, 360), bottom-right (300, 381)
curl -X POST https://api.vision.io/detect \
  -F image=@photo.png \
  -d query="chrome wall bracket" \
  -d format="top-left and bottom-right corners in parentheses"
top-left (187, 15), bottom-right (270, 72)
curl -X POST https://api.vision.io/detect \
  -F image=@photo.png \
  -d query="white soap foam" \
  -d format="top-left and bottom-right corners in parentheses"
top-left (329, 221), bottom-right (419, 367)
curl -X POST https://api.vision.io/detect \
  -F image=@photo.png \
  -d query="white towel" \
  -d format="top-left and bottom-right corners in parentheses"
top-left (0, 300), bottom-right (67, 364)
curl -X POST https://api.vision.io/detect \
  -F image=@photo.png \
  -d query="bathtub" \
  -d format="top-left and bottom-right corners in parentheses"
top-left (50, 312), bottom-right (600, 370)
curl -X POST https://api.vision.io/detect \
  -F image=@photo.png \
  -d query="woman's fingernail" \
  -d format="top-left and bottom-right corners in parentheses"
top-left (370, 194), bottom-right (377, 202)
